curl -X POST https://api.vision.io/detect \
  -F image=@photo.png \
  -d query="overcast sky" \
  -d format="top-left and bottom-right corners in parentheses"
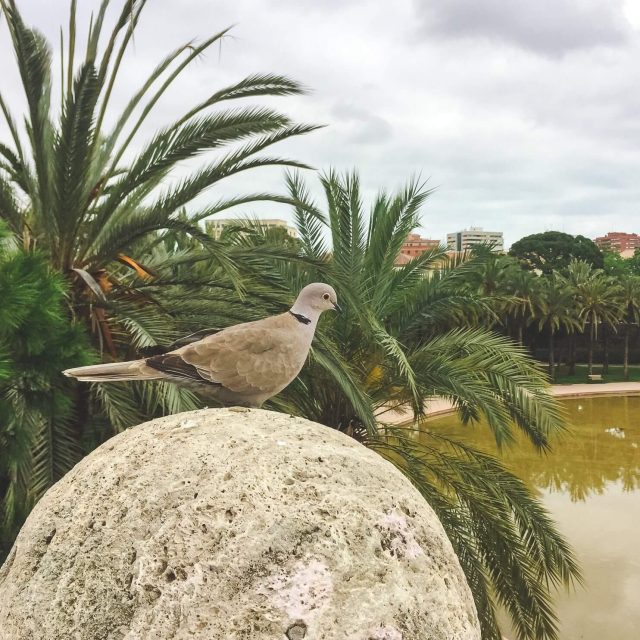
top-left (3, 0), bottom-right (640, 248)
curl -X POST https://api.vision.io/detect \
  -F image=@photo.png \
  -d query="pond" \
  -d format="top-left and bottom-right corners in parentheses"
top-left (423, 395), bottom-right (640, 640)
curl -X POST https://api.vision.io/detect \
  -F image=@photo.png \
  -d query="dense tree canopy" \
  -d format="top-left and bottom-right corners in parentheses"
top-left (603, 250), bottom-right (633, 277)
top-left (629, 248), bottom-right (640, 274)
top-left (0, 221), bottom-right (93, 557)
top-left (509, 231), bottom-right (604, 273)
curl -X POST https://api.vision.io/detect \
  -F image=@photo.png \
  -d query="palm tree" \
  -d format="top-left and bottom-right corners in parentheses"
top-left (270, 170), bottom-right (581, 640)
top-left (535, 276), bottom-right (580, 380)
top-left (618, 275), bottom-right (640, 380)
top-left (564, 263), bottom-right (623, 376)
top-left (560, 259), bottom-right (598, 375)
top-left (0, 1), bottom-right (316, 427)
top-left (503, 263), bottom-right (540, 347)
top-left (469, 247), bottom-right (512, 297)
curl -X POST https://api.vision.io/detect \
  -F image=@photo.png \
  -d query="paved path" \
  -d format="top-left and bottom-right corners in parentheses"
top-left (380, 381), bottom-right (640, 425)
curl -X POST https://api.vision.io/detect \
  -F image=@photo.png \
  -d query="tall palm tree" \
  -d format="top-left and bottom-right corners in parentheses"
top-left (469, 247), bottom-right (512, 297)
top-left (618, 275), bottom-right (640, 380)
top-left (270, 170), bottom-right (581, 640)
top-left (559, 259), bottom-right (596, 376)
top-left (503, 263), bottom-right (540, 347)
top-left (564, 262), bottom-right (623, 376)
top-left (0, 0), bottom-right (317, 431)
top-left (535, 276), bottom-right (580, 380)
top-left (0, 0), bottom-right (316, 351)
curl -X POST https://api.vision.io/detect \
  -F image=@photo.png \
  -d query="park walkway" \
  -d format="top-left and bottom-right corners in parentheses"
top-left (381, 381), bottom-right (640, 425)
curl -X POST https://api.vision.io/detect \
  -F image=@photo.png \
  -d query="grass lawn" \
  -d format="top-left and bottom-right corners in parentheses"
top-left (552, 364), bottom-right (640, 384)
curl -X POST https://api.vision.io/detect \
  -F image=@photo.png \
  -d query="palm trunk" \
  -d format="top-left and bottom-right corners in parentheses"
top-left (549, 331), bottom-right (555, 381)
top-left (588, 322), bottom-right (594, 376)
top-left (603, 325), bottom-right (609, 374)
top-left (568, 334), bottom-right (576, 376)
top-left (624, 324), bottom-right (630, 381)
top-left (517, 322), bottom-right (523, 347)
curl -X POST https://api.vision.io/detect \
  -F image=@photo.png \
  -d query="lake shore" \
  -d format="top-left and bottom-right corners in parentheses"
top-left (381, 381), bottom-right (640, 424)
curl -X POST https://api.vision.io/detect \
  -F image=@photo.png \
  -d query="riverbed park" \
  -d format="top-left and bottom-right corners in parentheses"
top-left (0, 1), bottom-right (639, 639)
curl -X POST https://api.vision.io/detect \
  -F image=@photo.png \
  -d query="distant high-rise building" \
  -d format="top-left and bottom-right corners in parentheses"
top-left (205, 218), bottom-right (298, 240)
top-left (446, 227), bottom-right (504, 252)
top-left (594, 231), bottom-right (640, 254)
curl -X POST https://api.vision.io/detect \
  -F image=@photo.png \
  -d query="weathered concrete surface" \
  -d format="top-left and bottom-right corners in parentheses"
top-left (0, 408), bottom-right (480, 640)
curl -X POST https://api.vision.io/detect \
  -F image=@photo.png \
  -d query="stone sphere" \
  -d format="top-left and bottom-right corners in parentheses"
top-left (0, 408), bottom-right (480, 640)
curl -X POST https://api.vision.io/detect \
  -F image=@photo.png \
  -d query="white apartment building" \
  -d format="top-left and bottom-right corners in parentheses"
top-left (446, 227), bottom-right (504, 252)
top-left (205, 218), bottom-right (298, 239)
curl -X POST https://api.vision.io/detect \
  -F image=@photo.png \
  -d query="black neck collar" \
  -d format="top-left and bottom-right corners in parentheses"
top-left (289, 310), bottom-right (311, 325)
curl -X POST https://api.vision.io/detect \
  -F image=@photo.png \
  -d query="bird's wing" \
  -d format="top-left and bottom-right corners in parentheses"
top-left (167, 328), bottom-right (224, 350)
top-left (139, 328), bottom-right (223, 357)
top-left (146, 315), bottom-right (307, 394)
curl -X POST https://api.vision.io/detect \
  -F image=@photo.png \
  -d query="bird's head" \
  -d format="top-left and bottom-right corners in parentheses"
top-left (294, 282), bottom-right (341, 315)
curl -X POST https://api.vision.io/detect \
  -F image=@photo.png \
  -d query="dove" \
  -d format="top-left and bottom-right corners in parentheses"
top-left (63, 283), bottom-right (340, 408)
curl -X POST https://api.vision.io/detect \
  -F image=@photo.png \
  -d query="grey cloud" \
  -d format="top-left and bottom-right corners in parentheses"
top-left (414, 0), bottom-right (630, 55)
top-left (330, 102), bottom-right (393, 144)
top-left (3, 0), bottom-right (640, 250)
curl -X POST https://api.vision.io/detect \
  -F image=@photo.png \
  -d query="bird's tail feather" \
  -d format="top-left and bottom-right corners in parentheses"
top-left (63, 360), bottom-right (162, 382)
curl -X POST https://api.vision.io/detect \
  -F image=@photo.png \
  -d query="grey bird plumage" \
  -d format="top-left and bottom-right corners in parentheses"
top-left (63, 283), bottom-right (340, 408)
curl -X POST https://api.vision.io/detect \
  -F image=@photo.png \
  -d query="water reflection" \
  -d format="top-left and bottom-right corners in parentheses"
top-left (424, 395), bottom-right (640, 640)
top-left (543, 485), bottom-right (640, 640)
top-left (424, 395), bottom-right (640, 501)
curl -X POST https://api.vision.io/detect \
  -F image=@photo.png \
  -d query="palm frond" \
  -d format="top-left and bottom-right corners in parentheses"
top-left (1, 0), bottom-right (54, 217)
top-left (53, 62), bottom-right (101, 265)
top-left (101, 25), bottom-right (233, 176)
top-left (0, 176), bottom-right (22, 233)
top-left (412, 328), bottom-right (563, 449)
top-left (178, 73), bottom-right (308, 126)
top-left (92, 381), bottom-right (144, 432)
top-left (286, 170), bottom-right (328, 258)
top-left (29, 390), bottom-right (82, 500)
top-left (0, 92), bottom-right (26, 165)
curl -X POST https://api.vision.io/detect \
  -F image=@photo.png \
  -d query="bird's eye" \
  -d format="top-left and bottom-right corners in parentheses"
top-left (323, 293), bottom-right (330, 300)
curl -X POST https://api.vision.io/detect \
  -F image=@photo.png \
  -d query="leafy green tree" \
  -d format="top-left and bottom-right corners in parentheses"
top-left (509, 231), bottom-right (604, 273)
top-left (629, 248), bottom-right (640, 276)
top-left (602, 250), bottom-right (632, 277)
top-left (0, 0), bottom-right (316, 431)
top-left (270, 170), bottom-right (581, 640)
top-left (0, 222), bottom-right (93, 558)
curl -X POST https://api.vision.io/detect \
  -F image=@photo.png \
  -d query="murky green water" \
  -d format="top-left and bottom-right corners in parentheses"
top-left (423, 395), bottom-right (640, 640)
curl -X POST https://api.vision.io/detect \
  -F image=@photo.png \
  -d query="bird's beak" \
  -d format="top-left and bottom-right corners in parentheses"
top-left (333, 301), bottom-right (342, 313)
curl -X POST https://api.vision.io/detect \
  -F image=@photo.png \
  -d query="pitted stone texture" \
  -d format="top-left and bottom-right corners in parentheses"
top-left (0, 408), bottom-right (480, 640)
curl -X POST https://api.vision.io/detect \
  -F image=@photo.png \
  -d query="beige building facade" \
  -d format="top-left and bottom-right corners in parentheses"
top-left (446, 227), bottom-right (504, 252)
